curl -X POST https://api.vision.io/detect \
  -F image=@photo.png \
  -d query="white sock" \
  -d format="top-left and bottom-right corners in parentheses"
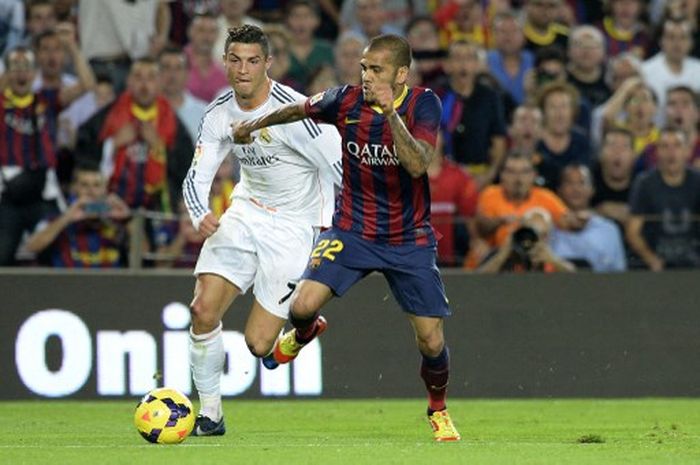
top-left (189, 322), bottom-right (224, 422)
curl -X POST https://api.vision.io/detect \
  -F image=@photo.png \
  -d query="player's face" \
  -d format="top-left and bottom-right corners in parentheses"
top-left (360, 48), bottom-right (406, 103)
top-left (224, 42), bottom-right (271, 99)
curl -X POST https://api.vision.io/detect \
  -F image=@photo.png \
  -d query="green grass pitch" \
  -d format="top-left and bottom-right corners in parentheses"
top-left (1, 399), bottom-right (698, 465)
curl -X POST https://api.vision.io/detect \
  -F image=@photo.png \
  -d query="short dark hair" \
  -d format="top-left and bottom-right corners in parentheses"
top-left (603, 126), bottom-right (635, 148)
top-left (285, 0), bottom-right (320, 17)
top-left (667, 85), bottom-right (700, 109)
top-left (224, 24), bottom-right (270, 57)
top-left (366, 34), bottom-right (412, 68)
top-left (33, 29), bottom-right (59, 49)
top-left (534, 45), bottom-right (566, 67)
top-left (659, 125), bottom-right (690, 145)
top-left (503, 149), bottom-right (535, 167)
top-left (130, 56), bottom-right (160, 74)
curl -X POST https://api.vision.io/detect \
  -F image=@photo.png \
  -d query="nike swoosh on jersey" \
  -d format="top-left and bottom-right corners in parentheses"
top-left (344, 118), bottom-right (361, 124)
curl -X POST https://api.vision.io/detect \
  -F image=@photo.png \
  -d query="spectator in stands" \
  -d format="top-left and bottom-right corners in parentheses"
top-left (25, 0), bottom-right (56, 40)
top-left (435, 0), bottom-right (490, 49)
top-left (590, 52), bottom-right (642, 146)
top-left (591, 127), bottom-right (637, 227)
top-left (603, 78), bottom-right (659, 159)
top-left (428, 134), bottom-right (479, 267)
top-left (185, 13), bottom-right (228, 102)
top-left (627, 127), bottom-right (700, 270)
top-left (522, 0), bottom-right (569, 54)
top-left (664, 0), bottom-right (700, 59)
top-left (487, 10), bottom-right (534, 106)
top-left (642, 18), bottom-right (700, 126)
top-left (159, 46), bottom-right (207, 143)
top-left (0, 44), bottom-right (95, 266)
top-left (75, 57), bottom-right (193, 215)
top-left (0, 0), bottom-right (24, 58)
top-left (333, 31), bottom-right (365, 87)
top-left (439, 40), bottom-right (507, 188)
top-left (340, 0), bottom-right (423, 34)
top-left (535, 81), bottom-right (591, 189)
top-left (264, 24), bottom-right (303, 92)
top-left (79, 0), bottom-right (171, 93)
top-left (523, 46), bottom-right (568, 103)
top-left (551, 164), bottom-right (627, 272)
top-left (596, 0), bottom-right (650, 59)
top-left (405, 16), bottom-right (445, 89)
top-left (212, 0), bottom-right (264, 62)
top-left (639, 86), bottom-right (700, 170)
top-left (478, 207), bottom-right (576, 273)
top-left (566, 25), bottom-right (610, 108)
top-left (508, 104), bottom-right (544, 162)
top-left (474, 151), bottom-right (583, 254)
top-left (33, 24), bottom-right (100, 187)
top-left (285, 0), bottom-right (334, 89)
top-left (53, 0), bottom-right (77, 23)
top-left (24, 163), bottom-right (131, 267)
top-left (166, 0), bottom-right (220, 47)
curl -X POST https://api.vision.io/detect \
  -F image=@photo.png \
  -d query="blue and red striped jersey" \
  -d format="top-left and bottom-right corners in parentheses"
top-left (0, 89), bottom-right (61, 169)
top-left (48, 219), bottom-right (126, 268)
top-left (304, 85), bottom-right (442, 246)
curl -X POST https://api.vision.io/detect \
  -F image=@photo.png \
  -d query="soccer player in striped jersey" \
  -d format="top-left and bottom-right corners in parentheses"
top-left (233, 34), bottom-right (461, 442)
top-left (183, 25), bottom-right (342, 436)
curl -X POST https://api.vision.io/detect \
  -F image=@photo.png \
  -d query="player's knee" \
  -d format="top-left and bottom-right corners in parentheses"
top-left (416, 332), bottom-right (444, 357)
top-left (289, 292), bottom-right (320, 320)
top-left (189, 299), bottom-right (220, 333)
top-left (245, 337), bottom-right (272, 358)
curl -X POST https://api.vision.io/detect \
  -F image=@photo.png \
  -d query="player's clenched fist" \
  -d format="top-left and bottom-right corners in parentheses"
top-left (198, 213), bottom-right (220, 238)
top-left (231, 121), bottom-right (255, 144)
top-left (373, 83), bottom-right (396, 115)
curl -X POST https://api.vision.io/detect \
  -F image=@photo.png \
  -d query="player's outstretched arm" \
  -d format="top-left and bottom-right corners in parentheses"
top-left (232, 102), bottom-right (307, 144)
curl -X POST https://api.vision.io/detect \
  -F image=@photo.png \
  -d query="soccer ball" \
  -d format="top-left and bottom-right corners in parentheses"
top-left (134, 387), bottom-right (195, 444)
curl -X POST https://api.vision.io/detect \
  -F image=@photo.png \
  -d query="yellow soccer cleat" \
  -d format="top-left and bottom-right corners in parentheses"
top-left (264, 316), bottom-right (328, 369)
top-left (428, 409), bottom-right (461, 442)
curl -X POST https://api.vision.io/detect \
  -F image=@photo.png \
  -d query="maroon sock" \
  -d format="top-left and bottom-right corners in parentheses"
top-left (420, 347), bottom-right (449, 413)
top-left (291, 313), bottom-right (319, 344)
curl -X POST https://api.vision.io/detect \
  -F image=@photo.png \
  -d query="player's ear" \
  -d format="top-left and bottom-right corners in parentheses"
top-left (395, 65), bottom-right (409, 85)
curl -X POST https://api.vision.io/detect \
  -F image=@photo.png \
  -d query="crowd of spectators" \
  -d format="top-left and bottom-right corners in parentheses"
top-left (0, 0), bottom-right (698, 272)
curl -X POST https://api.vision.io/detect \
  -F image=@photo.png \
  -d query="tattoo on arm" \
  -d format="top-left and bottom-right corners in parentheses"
top-left (386, 112), bottom-right (433, 178)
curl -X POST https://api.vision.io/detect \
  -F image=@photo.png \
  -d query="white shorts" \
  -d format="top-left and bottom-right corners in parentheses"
top-left (194, 199), bottom-right (317, 319)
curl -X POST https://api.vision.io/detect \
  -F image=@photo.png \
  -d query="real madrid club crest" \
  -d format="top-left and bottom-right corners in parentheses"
top-left (259, 127), bottom-right (272, 144)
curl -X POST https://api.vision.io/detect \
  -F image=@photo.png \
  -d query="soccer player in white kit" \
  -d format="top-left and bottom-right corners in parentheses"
top-left (182, 25), bottom-right (341, 436)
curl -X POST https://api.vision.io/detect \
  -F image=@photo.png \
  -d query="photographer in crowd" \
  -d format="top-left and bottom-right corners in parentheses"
top-left (25, 163), bottom-right (131, 267)
top-left (474, 151), bottom-right (586, 256)
top-left (478, 207), bottom-right (576, 273)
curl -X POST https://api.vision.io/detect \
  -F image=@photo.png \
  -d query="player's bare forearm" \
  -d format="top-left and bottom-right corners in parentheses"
top-left (386, 112), bottom-right (433, 178)
top-left (233, 102), bottom-right (307, 143)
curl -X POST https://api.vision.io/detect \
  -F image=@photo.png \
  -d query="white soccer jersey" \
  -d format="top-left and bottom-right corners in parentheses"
top-left (182, 81), bottom-right (342, 230)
